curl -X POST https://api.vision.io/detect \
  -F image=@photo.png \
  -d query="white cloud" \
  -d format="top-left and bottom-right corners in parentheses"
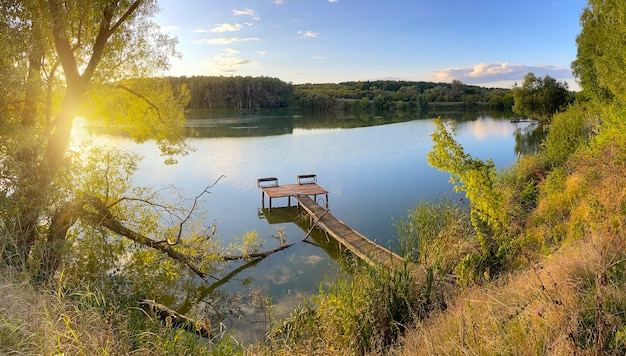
top-left (275, 0), bottom-right (283, 4)
top-left (195, 37), bottom-right (260, 45)
top-left (258, 51), bottom-right (267, 55)
top-left (223, 48), bottom-right (240, 55)
top-left (329, 0), bottom-right (339, 2)
top-left (210, 23), bottom-right (243, 33)
top-left (313, 55), bottom-right (326, 60)
top-left (298, 30), bottom-right (319, 38)
top-left (233, 8), bottom-right (260, 21)
top-left (203, 48), bottom-right (259, 75)
top-left (429, 62), bottom-right (574, 86)
top-left (302, 255), bottom-right (324, 265)
top-left (468, 62), bottom-right (513, 77)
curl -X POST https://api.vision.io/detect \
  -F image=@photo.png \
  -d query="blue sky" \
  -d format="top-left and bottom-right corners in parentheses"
top-left (155, 0), bottom-right (587, 89)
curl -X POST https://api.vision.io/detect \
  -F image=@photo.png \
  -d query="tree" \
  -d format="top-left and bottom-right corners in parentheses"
top-left (512, 73), bottom-right (571, 120)
top-left (571, 0), bottom-right (622, 101)
top-left (0, 0), bottom-right (281, 285)
top-left (427, 119), bottom-right (508, 283)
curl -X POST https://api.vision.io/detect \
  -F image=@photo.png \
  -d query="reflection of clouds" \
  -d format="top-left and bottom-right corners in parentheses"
top-left (266, 254), bottom-right (327, 285)
top-left (269, 289), bottom-right (311, 316)
top-left (460, 120), bottom-right (515, 140)
top-left (302, 254), bottom-right (324, 265)
top-left (269, 263), bottom-right (296, 285)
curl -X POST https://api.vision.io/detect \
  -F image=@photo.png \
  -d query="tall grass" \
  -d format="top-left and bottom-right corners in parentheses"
top-left (261, 261), bottom-right (426, 355)
top-left (396, 100), bottom-right (626, 355)
top-left (395, 197), bottom-right (476, 283)
top-left (0, 220), bottom-right (239, 354)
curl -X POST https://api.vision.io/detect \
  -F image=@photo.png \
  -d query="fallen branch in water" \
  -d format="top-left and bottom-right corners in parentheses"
top-left (139, 299), bottom-right (211, 339)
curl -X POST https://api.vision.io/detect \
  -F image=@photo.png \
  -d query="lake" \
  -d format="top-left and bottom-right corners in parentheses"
top-left (71, 109), bottom-right (540, 342)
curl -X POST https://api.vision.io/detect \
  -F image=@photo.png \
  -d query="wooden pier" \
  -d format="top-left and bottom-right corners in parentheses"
top-left (257, 175), bottom-right (328, 211)
top-left (257, 175), bottom-right (406, 269)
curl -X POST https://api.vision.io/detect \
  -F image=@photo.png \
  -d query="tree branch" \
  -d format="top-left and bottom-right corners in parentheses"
top-left (220, 243), bottom-right (294, 261)
top-left (75, 189), bottom-right (294, 280)
top-left (171, 175), bottom-right (225, 245)
top-left (78, 196), bottom-right (209, 279)
top-left (139, 299), bottom-right (210, 339)
top-left (105, 83), bottom-right (165, 123)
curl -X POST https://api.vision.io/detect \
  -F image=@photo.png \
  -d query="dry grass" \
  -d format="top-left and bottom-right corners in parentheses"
top-left (398, 239), bottom-right (602, 355)
top-left (0, 266), bottom-right (125, 355)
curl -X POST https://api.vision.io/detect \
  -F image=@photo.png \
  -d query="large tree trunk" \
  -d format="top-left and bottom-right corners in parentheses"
top-left (15, 0), bottom-right (121, 275)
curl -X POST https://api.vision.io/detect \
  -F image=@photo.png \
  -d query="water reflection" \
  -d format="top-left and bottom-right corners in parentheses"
top-left (71, 109), bottom-right (538, 343)
top-left (515, 122), bottom-right (546, 155)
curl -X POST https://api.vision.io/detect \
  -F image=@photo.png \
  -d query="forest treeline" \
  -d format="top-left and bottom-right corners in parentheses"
top-left (170, 76), bottom-right (516, 111)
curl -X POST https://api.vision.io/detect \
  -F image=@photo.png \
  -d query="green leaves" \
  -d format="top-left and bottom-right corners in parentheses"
top-left (573, 0), bottom-right (626, 101)
top-left (512, 73), bottom-right (571, 121)
top-left (427, 118), bottom-right (507, 252)
top-left (83, 78), bottom-right (192, 161)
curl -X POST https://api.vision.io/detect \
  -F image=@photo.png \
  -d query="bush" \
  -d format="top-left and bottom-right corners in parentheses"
top-left (543, 101), bottom-right (600, 168)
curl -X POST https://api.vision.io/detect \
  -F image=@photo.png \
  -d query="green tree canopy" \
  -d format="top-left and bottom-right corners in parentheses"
top-left (572, 0), bottom-right (625, 101)
top-left (512, 73), bottom-right (571, 121)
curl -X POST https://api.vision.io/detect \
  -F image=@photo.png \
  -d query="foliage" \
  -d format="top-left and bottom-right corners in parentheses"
top-left (292, 80), bottom-right (511, 113)
top-left (572, 0), bottom-right (626, 102)
top-left (83, 77), bottom-right (192, 159)
top-left (0, 0), bottom-right (191, 276)
top-left (395, 198), bottom-right (477, 281)
top-left (512, 72), bottom-right (573, 120)
top-left (0, 261), bottom-right (247, 354)
top-left (427, 119), bottom-right (507, 254)
top-left (395, 97), bottom-right (626, 355)
top-left (542, 100), bottom-right (600, 168)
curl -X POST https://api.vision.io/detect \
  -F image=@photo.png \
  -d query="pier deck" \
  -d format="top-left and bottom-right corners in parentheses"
top-left (257, 175), bottom-right (406, 269)
top-left (258, 176), bottom-right (328, 210)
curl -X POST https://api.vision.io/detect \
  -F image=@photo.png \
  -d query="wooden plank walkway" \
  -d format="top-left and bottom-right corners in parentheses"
top-left (257, 175), bottom-right (420, 273)
top-left (294, 194), bottom-right (406, 269)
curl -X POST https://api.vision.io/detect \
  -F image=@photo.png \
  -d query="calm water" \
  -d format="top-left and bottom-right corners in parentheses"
top-left (72, 109), bottom-right (539, 342)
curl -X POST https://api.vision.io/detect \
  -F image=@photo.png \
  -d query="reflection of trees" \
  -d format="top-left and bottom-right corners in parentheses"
top-left (514, 123), bottom-right (546, 155)
top-left (176, 257), bottom-right (265, 315)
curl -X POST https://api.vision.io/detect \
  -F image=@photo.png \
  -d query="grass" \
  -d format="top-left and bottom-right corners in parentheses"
top-left (0, 265), bottom-right (120, 354)
top-left (0, 262), bottom-right (238, 354)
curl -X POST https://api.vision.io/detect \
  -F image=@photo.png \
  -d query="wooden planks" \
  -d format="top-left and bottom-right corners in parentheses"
top-left (261, 183), bottom-right (328, 199)
top-left (294, 195), bottom-right (406, 269)
top-left (260, 182), bottom-right (328, 210)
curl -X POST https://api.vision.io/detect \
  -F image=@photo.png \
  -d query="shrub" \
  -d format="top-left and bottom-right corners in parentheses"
top-left (543, 101), bottom-right (600, 168)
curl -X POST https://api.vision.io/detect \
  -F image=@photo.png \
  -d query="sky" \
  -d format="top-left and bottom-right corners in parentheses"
top-left (154, 0), bottom-right (587, 89)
